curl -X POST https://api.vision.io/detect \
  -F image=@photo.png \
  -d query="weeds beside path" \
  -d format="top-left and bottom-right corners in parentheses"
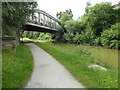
top-left (2, 44), bottom-right (33, 88)
top-left (37, 43), bottom-right (118, 88)
top-left (78, 45), bottom-right (118, 69)
top-left (25, 43), bottom-right (84, 88)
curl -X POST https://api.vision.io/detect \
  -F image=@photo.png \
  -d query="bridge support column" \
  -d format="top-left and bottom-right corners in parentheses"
top-left (53, 30), bottom-right (63, 42)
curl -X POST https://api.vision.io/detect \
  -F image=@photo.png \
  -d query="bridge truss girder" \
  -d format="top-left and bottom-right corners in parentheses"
top-left (26, 10), bottom-right (61, 31)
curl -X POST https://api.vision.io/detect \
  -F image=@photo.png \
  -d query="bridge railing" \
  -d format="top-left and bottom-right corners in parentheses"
top-left (27, 9), bottom-right (61, 31)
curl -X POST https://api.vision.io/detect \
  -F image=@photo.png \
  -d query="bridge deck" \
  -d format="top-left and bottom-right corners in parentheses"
top-left (23, 22), bottom-right (58, 33)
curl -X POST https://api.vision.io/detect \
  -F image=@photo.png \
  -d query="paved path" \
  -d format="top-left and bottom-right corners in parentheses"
top-left (25, 43), bottom-right (85, 88)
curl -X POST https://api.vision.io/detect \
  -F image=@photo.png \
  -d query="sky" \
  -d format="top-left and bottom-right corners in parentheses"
top-left (37, 0), bottom-right (119, 19)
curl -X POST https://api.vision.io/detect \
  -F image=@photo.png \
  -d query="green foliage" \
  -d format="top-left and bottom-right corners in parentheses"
top-left (65, 19), bottom-right (86, 34)
top-left (38, 33), bottom-right (52, 41)
top-left (63, 33), bottom-right (74, 43)
top-left (32, 32), bottom-right (40, 39)
top-left (101, 23), bottom-right (120, 49)
top-left (23, 31), bottom-right (29, 38)
top-left (73, 33), bottom-right (81, 44)
top-left (23, 31), bottom-right (52, 42)
top-left (64, 20), bottom-right (75, 33)
top-left (2, 26), bottom-right (16, 36)
top-left (56, 9), bottom-right (73, 34)
top-left (57, 2), bottom-right (119, 49)
top-left (2, 44), bottom-right (33, 88)
top-left (86, 2), bottom-right (117, 36)
top-left (37, 43), bottom-right (118, 88)
top-left (59, 13), bottom-right (73, 27)
top-left (27, 31), bottom-right (34, 39)
top-left (79, 28), bottom-right (95, 45)
top-left (2, 2), bottom-right (37, 36)
top-left (56, 9), bottom-right (73, 20)
top-left (61, 19), bottom-right (86, 43)
top-left (93, 37), bottom-right (101, 46)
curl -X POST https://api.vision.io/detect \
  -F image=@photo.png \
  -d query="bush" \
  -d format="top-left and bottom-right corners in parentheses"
top-left (38, 33), bottom-right (52, 41)
top-left (79, 28), bottom-right (95, 45)
top-left (101, 23), bottom-right (120, 49)
top-left (73, 33), bottom-right (81, 44)
top-left (93, 37), bottom-right (101, 46)
top-left (85, 2), bottom-right (117, 36)
top-left (63, 33), bottom-right (74, 43)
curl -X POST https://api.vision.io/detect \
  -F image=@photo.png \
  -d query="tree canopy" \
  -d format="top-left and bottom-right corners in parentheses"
top-left (56, 2), bottom-right (120, 49)
top-left (2, 2), bottom-right (37, 36)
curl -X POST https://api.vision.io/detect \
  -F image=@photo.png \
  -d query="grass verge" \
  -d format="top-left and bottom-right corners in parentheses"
top-left (2, 44), bottom-right (33, 89)
top-left (37, 43), bottom-right (118, 88)
top-left (78, 45), bottom-right (118, 69)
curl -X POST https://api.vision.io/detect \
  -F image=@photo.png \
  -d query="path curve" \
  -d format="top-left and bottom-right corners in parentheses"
top-left (25, 43), bottom-right (85, 88)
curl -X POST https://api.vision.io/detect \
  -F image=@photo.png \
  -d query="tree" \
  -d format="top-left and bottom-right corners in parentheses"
top-left (101, 23), bottom-right (120, 49)
top-left (56, 9), bottom-right (73, 34)
top-left (32, 32), bottom-right (40, 39)
top-left (88, 2), bottom-right (117, 36)
top-left (2, 2), bottom-right (38, 36)
top-left (85, 2), bottom-right (117, 36)
top-left (56, 9), bottom-right (73, 19)
top-left (60, 13), bottom-right (72, 27)
top-left (65, 19), bottom-right (85, 34)
top-left (85, 0), bottom-right (91, 14)
top-left (23, 31), bottom-right (29, 38)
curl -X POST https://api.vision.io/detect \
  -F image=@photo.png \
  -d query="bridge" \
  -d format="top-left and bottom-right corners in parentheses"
top-left (22, 10), bottom-right (62, 34)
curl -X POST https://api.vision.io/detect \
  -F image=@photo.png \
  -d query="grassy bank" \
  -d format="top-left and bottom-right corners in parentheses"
top-left (37, 43), bottom-right (118, 88)
top-left (2, 44), bottom-right (33, 89)
top-left (77, 45), bottom-right (118, 69)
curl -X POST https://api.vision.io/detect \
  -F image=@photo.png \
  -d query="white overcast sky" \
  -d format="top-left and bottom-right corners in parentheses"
top-left (37, 0), bottom-right (119, 19)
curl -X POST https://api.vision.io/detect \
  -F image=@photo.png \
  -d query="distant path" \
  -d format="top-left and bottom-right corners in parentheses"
top-left (25, 43), bottom-right (85, 88)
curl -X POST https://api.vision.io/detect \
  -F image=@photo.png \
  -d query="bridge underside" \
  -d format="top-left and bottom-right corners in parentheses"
top-left (22, 23), bottom-right (58, 34)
